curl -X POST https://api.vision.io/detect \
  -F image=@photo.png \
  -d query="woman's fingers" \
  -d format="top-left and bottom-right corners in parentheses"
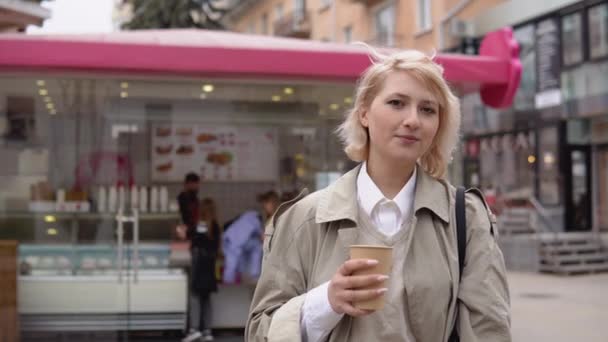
top-left (340, 304), bottom-right (375, 317)
top-left (338, 258), bottom-right (379, 276)
top-left (340, 288), bottom-right (387, 303)
top-left (334, 274), bottom-right (388, 289)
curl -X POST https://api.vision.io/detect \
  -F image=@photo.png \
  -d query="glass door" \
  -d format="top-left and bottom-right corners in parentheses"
top-left (564, 146), bottom-right (592, 231)
top-left (598, 147), bottom-right (608, 231)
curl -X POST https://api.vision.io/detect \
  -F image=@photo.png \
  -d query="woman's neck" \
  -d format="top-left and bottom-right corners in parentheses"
top-left (366, 153), bottom-right (416, 199)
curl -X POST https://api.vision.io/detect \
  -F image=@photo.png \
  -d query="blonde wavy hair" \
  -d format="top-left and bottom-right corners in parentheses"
top-left (336, 48), bottom-right (461, 178)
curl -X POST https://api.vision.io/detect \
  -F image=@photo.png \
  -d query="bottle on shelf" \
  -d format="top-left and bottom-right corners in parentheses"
top-left (139, 187), bottom-right (148, 213)
top-left (97, 186), bottom-right (107, 213)
top-left (108, 186), bottom-right (118, 213)
top-left (150, 186), bottom-right (159, 213)
top-left (56, 188), bottom-right (66, 211)
top-left (159, 186), bottom-right (169, 212)
top-left (130, 185), bottom-right (139, 211)
top-left (118, 186), bottom-right (126, 212)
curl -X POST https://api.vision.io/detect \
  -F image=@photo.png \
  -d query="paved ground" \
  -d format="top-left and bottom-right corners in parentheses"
top-left (509, 271), bottom-right (608, 342)
top-left (22, 272), bottom-right (608, 341)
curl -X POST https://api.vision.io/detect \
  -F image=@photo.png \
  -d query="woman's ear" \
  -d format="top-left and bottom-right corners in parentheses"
top-left (359, 109), bottom-right (369, 128)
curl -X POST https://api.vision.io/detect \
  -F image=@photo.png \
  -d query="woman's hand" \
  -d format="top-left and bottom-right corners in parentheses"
top-left (175, 224), bottom-right (187, 240)
top-left (327, 259), bottom-right (388, 317)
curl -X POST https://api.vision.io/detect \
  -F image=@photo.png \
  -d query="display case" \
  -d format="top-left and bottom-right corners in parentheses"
top-left (7, 211), bottom-right (188, 332)
top-left (9, 211), bottom-right (253, 332)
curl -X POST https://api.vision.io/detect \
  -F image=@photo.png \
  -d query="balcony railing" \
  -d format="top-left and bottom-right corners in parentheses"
top-left (350, 0), bottom-right (385, 7)
top-left (273, 9), bottom-right (311, 38)
top-left (366, 33), bottom-right (406, 48)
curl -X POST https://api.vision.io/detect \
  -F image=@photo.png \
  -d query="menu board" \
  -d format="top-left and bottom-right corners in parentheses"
top-left (534, 17), bottom-right (562, 109)
top-left (151, 124), bottom-right (278, 182)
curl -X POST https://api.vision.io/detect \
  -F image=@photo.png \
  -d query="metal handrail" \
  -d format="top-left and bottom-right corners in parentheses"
top-left (528, 196), bottom-right (560, 234)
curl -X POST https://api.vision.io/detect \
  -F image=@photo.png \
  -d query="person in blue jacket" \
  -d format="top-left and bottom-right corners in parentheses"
top-left (222, 191), bottom-right (279, 284)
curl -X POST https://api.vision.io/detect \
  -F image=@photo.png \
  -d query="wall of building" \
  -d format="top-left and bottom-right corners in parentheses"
top-left (227, 0), bottom-right (508, 51)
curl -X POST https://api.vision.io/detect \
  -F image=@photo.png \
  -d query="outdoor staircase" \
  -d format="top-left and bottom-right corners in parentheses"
top-left (496, 199), bottom-right (608, 275)
top-left (497, 208), bottom-right (536, 236)
top-left (538, 233), bottom-right (608, 275)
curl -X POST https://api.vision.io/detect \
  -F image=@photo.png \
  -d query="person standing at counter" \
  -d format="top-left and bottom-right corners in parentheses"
top-left (177, 173), bottom-right (220, 342)
top-left (222, 191), bottom-right (280, 284)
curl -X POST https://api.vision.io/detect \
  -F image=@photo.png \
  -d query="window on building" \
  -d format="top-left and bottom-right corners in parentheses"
top-left (562, 12), bottom-right (584, 66)
top-left (294, 0), bottom-right (305, 12)
top-left (375, 4), bottom-right (396, 47)
top-left (417, 0), bottom-right (432, 31)
top-left (247, 21), bottom-right (255, 34)
top-left (261, 13), bottom-right (268, 35)
top-left (321, 0), bottom-right (333, 9)
top-left (513, 24), bottom-right (537, 111)
top-left (344, 26), bottom-right (352, 43)
top-left (294, 0), bottom-right (305, 21)
top-left (275, 3), bottom-right (284, 21)
top-left (588, 3), bottom-right (608, 59)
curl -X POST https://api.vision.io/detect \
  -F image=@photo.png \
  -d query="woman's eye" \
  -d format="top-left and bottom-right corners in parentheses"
top-left (421, 106), bottom-right (437, 115)
top-left (387, 99), bottom-right (404, 108)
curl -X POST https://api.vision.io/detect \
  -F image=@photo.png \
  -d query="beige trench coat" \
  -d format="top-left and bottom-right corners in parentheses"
top-left (246, 165), bottom-right (511, 342)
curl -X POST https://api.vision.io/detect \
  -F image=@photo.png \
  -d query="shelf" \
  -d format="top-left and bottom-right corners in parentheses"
top-left (0, 212), bottom-right (180, 221)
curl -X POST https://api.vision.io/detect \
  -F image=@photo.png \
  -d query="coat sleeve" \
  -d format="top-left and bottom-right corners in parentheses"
top-left (456, 193), bottom-right (511, 342)
top-left (246, 194), bottom-right (313, 342)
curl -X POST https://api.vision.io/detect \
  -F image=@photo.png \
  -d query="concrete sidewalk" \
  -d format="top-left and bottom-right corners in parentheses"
top-left (509, 271), bottom-right (608, 342)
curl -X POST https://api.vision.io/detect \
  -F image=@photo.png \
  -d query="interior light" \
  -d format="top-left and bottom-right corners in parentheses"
top-left (202, 84), bottom-right (214, 93)
top-left (120, 91), bottom-right (128, 98)
top-left (272, 95), bottom-right (281, 102)
top-left (39, 89), bottom-right (48, 96)
top-left (120, 82), bottom-right (129, 89)
top-left (47, 228), bottom-right (58, 236)
top-left (44, 215), bottom-right (56, 223)
top-left (329, 103), bottom-right (340, 110)
top-left (284, 87), bottom-right (294, 95)
top-left (37, 80), bottom-right (45, 87)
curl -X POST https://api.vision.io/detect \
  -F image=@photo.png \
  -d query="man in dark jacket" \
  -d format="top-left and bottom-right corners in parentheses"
top-left (177, 173), bottom-right (215, 342)
top-left (178, 172), bottom-right (201, 241)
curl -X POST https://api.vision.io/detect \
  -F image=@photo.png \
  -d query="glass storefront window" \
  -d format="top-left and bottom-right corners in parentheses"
top-left (0, 74), bottom-right (355, 247)
top-left (562, 12), bottom-right (584, 66)
top-left (513, 24), bottom-right (537, 111)
top-left (538, 126), bottom-right (561, 205)
top-left (589, 3), bottom-right (608, 59)
top-left (478, 133), bottom-right (535, 198)
top-left (0, 74), bottom-right (354, 335)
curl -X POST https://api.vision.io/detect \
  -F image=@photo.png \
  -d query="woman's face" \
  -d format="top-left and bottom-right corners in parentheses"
top-left (360, 70), bottom-right (440, 166)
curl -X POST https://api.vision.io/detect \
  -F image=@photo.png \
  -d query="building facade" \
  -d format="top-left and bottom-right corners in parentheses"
top-left (463, 0), bottom-right (608, 234)
top-left (0, 0), bottom-right (49, 32)
top-left (223, 0), bottom-right (505, 52)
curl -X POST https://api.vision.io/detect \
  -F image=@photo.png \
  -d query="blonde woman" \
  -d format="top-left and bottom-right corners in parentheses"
top-left (246, 49), bottom-right (510, 342)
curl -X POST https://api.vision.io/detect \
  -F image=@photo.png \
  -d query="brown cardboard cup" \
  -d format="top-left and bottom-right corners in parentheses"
top-left (349, 245), bottom-right (393, 310)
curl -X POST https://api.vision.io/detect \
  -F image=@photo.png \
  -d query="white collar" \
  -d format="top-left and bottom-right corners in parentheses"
top-left (356, 162), bottom-right (417, 217)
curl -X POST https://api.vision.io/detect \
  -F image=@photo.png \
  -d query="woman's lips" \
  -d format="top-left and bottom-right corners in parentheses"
top-left (396, 134), bottom-right (420, 143)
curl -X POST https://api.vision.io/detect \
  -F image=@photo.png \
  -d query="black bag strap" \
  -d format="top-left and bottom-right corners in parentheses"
top-left (455, 186), bottom-right (467, 281)
top-left (449, 186), bottom-right (467, 342)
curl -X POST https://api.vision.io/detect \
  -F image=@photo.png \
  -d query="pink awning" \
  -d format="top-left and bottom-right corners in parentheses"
top-left (0, 28), bottom-right (521, 108)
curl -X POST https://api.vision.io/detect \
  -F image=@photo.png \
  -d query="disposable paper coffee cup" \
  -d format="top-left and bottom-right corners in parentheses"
top-left (349, 245), bottom-right (392, 310)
